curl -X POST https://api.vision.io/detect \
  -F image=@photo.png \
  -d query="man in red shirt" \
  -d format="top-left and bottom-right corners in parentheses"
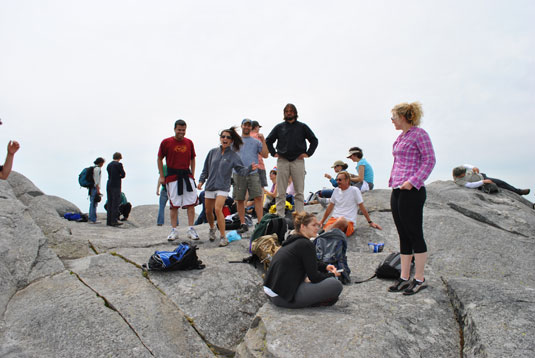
top-left (157, 119), bottom-right (199, 241)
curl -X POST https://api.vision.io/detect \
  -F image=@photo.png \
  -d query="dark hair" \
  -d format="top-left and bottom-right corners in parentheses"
top-left (283, 103), bottom-right (299, 120)
top-left (269, 170), bottom-right (277, 175)
top-left (174, 119), bottom-right (187, 128)
top-left (220, 127), bottom-right (243, 152)
top-left (452, 166), bottom-right (467, 178)
top-left (293, 211), bottom-right (316, 233)
top-left (112, 152), bottom-right (122, 160)
top-left (349, 146), bottom-right (363, 159)
top-left (93, 157), bottom-right (105, 165)
top-left (340, 163), bottom-right (349, 170)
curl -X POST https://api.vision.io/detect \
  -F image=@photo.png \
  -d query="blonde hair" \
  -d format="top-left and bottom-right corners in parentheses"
top-left (392, 102), bottom-right (423, 127)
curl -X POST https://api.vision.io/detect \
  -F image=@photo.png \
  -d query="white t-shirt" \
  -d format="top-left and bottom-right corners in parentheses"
top-left (93, 166), bottom-right (102, 188)
top-left (330, 186), bottom-right (363, 225)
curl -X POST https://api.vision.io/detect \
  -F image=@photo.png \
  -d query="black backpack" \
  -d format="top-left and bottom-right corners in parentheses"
top-left (354, 252), bottom-right (414, 284)
top-left (142, 242), bottom-right (205, 271)
top-left (375, 252), bottom-right (403, 279)
top-left (78, 166), bottom-right (95, 188)
top-left (314, 229), bottom-right (351, 284)
top-left (250, 213), bottom-right (288, 246)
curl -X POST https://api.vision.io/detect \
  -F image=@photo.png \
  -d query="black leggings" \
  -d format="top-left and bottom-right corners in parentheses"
top-left (390, 187), bottom-right (427, 255)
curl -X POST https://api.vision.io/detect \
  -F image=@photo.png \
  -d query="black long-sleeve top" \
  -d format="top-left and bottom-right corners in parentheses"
top-left (106, 161), bottom-right (125, 188)
top-left (265, 120), bottom-right (318, 162)
top-left (263, 234), bottom-right (334, 302)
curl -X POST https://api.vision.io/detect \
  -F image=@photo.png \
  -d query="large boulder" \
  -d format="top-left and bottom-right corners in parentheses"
top-left (116, 237), bottom-right (267, 356)
top-left (6, 171), bottom-right (44, 205)
top-left (2, 172), bottom-right (535, 358)
top-left (0, 180), bottom-right (64, 317)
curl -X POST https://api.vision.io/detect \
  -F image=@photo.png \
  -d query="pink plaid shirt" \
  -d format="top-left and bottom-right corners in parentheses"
top-left (389, 127), bottom-right (436, 190)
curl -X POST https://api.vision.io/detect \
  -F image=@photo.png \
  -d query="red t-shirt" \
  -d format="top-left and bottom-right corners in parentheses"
top-left (158, 137), bottom-right (196, 184)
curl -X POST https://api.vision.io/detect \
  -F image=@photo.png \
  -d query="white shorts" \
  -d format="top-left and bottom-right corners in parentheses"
top-left (166, 178), bottom-right (198, 208)
top-left (205, 190), bottom-right (229, 199)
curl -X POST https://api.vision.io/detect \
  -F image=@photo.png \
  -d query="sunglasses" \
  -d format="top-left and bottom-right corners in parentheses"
top-left (220, 135), bottom-right (232, 139)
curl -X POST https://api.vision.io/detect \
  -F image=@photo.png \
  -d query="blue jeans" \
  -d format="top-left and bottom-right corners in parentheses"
top-left (157, 186), bottom-right (179, 226)
top-left (89, 187), bottom-right (98, 222)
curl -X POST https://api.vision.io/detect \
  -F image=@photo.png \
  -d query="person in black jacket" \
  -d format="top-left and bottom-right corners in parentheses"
top-left (263, 211), bottom-right (343, 308)
top-left (265, 104), bottom-right (318, 217)
top-left (106, 152), bottom-right (126, 227)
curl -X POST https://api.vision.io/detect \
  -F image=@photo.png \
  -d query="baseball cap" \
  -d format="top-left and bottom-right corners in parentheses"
top-left (241, 118), bottom-right (253, 125)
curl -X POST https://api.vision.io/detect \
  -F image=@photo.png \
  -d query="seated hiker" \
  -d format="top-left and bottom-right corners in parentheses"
top-left (312, 160), bottom-right (349, 201)
top-left (104, 192), bottom-right (131, 221)
top-left (263, 211), bottom-right (344, 308)
top-left (263, 167), bottom-right (278, 211)
top-left (319, 171), bottom-right (382, 237)
top-left (347, 146), bottom-right (374, 192)
top-left (452, 164), bottom-right (530, 195)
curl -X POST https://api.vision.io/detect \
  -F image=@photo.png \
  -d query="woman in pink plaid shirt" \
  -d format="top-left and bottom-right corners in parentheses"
top-left (387, 102), bottom-right (436, 296)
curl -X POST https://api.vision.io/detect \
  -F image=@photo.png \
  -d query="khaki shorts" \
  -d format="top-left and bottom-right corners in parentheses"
top-left (232, 172), bottom-right (263, 200)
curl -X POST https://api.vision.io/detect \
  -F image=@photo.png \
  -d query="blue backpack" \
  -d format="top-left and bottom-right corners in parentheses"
top-left (78, 166), bottom-right (95, 188)
top-left (142, 242), bottom-right (205, 271)
top-left (313, 228), bottom-right (351, 284)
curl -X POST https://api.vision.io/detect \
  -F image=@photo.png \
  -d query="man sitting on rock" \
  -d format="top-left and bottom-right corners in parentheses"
top-left (319, 171), bottom-right (382, 236)
top-left (452, 164), bottom-right (530, 195)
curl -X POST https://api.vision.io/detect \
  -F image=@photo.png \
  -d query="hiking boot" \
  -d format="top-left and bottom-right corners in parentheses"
top-left (403, 279), bottom-right (428, 295)
top-left (237, 223), bottom-right (248, 234)
top-left (167, 228), bottom-right (179, 241)
top-left (187, 227), bottom-right (200, 240)
top-left (219, 236), bottom-right (229, 247)
top-left (209, 228), bottom-right (217, 241)
top-left (388, 278), bottom-right (411, 292)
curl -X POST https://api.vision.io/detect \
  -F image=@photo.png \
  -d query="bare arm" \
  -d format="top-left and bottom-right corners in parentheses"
top-left (190, 157), bottom-right (196, 178)
top-left (0, 141), bottom-right (20, 180)
top-left (358, 203), bottom-right (382, 230)
top-left (257, 133), bottom-right (269, 158)
top-left (157, 157), bottom-right (165, 185)
top-left (320, 203), bottom-right (335, 226)
top-left (351, 166), bottom-right (364, 183)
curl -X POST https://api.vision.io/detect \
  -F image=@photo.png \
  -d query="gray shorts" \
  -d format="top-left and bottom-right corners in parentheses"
top-left (232, 172), bottom-right (263, 200)
top-left (258, 169), bottom-right (268, 187)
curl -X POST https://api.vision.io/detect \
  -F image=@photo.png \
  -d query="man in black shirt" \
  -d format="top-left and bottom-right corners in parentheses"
top-left (265, 103), bottom-right (318, 216)
top-left (106, 152), bottom-right (126, 227)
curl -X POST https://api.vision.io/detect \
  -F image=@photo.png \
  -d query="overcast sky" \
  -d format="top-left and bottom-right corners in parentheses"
top-left (1, 0), bottom-right (534, 213)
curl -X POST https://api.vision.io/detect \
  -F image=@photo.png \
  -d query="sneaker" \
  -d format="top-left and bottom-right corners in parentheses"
top-left (89, 221), bottom-right (101, 224)
top-left (388, 278), bottom-right (411, 292)
top-left (187, 227), bottom-right (200, 240)
top-left (237, 223), bottom-right (248, 234)
top-left (167, 228), bottom-right (179, 241)
top-left (209, 228), bottom-right (217, 241)
top-left (403, 279), bottom-right (428, 295)
top-left (219, 236), bottom-right (229, 247)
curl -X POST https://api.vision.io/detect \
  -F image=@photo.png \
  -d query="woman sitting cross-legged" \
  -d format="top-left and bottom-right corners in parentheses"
top-left (263, 211), bottom-right (343, 308)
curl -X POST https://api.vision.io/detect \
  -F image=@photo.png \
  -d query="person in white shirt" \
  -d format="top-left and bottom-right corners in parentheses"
top-left (319, 171), bottom-right (382, 236)
top-left (452, 164), bottom-right (530, 195)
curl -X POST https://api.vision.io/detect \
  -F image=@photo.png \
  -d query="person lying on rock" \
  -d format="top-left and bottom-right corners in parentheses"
top-left (319, 171), bottom-right (382, 237)
top-left (452, 165), bottom-right (530, 195)
top-left (263, 211), bottom-right (343, 308)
